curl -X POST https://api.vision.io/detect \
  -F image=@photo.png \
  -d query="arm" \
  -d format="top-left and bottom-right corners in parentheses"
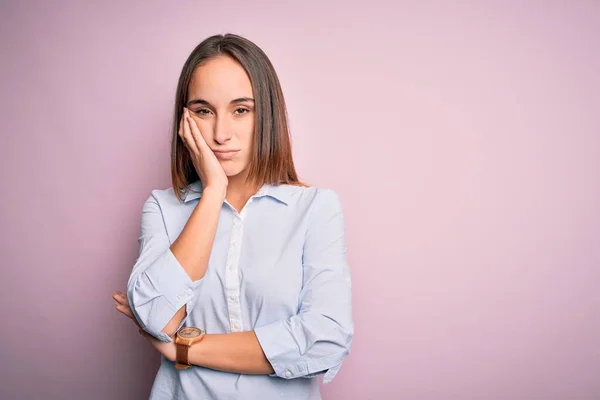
top-left (126, 186), bottom-right (224, 342)
top-left (187, 189), bottom-right (354, 384)
top-left (188, 331), bottom-right (274, 374)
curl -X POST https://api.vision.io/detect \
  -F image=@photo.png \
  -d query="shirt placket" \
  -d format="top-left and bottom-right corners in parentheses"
top-left (224, 194), bottom-right (260, 333)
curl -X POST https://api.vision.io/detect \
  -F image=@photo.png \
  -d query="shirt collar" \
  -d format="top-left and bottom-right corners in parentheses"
top-left (182, 180), bottom-right (295, 205)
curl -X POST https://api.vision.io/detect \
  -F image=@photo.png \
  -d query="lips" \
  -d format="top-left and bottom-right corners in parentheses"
top-left (213, 150), bottom-right (240, 160)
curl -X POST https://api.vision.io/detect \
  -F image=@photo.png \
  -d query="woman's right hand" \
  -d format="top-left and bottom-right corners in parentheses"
top-left (180, 107), bottom-right (228, 199)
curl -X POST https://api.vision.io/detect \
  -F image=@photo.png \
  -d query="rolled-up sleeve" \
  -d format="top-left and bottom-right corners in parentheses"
top-left (126, 193), bottom-right (195, 343)
top-left (254, 188), bottom-right (354, 384)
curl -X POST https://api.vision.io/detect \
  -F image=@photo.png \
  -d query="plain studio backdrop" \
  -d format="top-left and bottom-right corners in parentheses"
top-left (1, 1), bottom-right (599, 399)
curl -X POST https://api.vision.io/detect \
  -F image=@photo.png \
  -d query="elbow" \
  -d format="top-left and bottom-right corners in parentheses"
top-left (126, 278), bottom-right (152, 332)
top-left (125, 248), bottom-right (195, 343)
top-left (333, 314), bottom-right (354, 345)
top-left (305, 324), bottom-right (353, 384)
top-left (272, 311), bottom-right (354, 382)
top-left (126, 275), bottom-right (142, 325)
top-left (301, 311), bottom-right (353, 383)
top-left (314, 309), bottom-right (354, 354)
top-left (126, 276), bottom-right (174, 343)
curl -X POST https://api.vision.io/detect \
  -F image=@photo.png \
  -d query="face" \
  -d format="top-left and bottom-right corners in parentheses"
top-left (186, 56), bottom-right (255, 178)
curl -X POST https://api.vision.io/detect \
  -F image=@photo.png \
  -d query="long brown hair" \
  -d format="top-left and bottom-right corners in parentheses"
top-left (170, 33), bottom-right (305, 202)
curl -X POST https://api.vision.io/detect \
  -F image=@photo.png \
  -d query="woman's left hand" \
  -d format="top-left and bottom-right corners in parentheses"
top-left (113, 291), bottom-right (176, 362)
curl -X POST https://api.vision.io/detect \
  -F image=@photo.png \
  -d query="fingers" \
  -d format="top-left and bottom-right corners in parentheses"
top-left (185, 109), bottom-right (210, 153)
top-left (112, 291), bottom-right (128, 306)
top-left (112, 291), bottom-right (136, 321)
top-left (112, 291), bottom-right (144, 332)
top-left (180, 108), bottom-right (199, 155)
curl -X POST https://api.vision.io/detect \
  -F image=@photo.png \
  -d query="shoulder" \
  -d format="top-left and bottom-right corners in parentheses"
top-left (141, 185), bottom-right (185, 210)
top-left (307, 185), bottom-right (343, 206)
top-left (287, 185), bottom-right (344, 217)
top-left (292, 186), bottom-right (346, 238)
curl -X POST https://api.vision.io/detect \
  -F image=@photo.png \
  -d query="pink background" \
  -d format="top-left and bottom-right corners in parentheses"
top-left (1, 1), bottom-right (599, 399)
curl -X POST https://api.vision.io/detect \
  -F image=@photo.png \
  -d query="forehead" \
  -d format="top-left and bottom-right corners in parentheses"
top-left (188, 56), bottom-right (253, 101)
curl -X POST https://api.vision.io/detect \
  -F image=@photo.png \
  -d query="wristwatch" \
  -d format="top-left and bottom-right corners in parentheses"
top-left (174, 327), bottom-right (205, 370)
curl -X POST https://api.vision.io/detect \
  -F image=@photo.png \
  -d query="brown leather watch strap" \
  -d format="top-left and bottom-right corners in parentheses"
top-left (175, 343), bottom-right (191, 370)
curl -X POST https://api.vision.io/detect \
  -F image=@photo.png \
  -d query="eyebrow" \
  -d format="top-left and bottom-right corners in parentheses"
top-left (186, 97), bottom-right (255, 107)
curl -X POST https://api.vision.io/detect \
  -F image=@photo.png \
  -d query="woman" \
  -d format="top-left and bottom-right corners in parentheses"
top-left (112, 33), bottom-right (353, 400)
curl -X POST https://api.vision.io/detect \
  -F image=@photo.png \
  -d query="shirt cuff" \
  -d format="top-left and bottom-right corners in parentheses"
top-left (147, 305), bottom-right (190, 343)
top-left (133, 248), bottom-right (194, 341)
top-left (254, 319), bottom-right (347, 383)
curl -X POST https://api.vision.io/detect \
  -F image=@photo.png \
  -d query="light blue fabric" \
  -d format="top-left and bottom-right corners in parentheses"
top-left (127, 180), bottom-right (353, 399)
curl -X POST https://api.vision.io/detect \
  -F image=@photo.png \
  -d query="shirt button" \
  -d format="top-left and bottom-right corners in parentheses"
top-left (228, 295), bottom-right (235, 302)
top-left (232, 322), bottom-right (240, 330)
top-left (285, 370), bottom-right (292, 378)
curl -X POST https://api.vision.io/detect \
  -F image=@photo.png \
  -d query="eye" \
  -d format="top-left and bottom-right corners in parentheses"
top-left (193, 108), bottom-right (211, 115)
top-left (234, 107), bottom-right (250, 115)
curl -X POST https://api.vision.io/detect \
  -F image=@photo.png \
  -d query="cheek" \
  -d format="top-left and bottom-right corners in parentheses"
top-left (201, 130), bottom-right (212, 143)
top-left (243, 130), bottom-right (254, 147)
top-left (192, 119), bottom-right (213, 141)
top-left (241, 121), bottom-right (255, 146)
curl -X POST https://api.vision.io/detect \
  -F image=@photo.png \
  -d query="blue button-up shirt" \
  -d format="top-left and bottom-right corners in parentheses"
top-left (127, 181), bottom-right (353, 399)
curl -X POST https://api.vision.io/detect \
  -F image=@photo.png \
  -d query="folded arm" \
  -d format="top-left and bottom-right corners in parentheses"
top-left (126, 187), bottom-right (223, 342)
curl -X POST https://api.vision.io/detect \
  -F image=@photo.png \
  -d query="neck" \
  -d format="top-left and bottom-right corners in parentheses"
top-left (225, 171), bottom-right (261, 212)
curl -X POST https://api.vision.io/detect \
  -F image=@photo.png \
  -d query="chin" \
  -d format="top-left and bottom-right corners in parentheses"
top-left (222, 163), bottom-right (247, 178)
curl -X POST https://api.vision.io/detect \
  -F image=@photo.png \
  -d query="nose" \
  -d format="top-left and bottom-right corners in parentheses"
top-left (213, 115), bottom-right (233, 145)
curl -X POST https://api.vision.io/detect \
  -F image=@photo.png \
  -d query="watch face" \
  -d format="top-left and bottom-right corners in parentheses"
top-left (178, 327), bottom-right (203, 339)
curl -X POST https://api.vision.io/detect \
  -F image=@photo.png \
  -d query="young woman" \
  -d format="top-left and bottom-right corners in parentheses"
top-left (112, 33), bottom-right (353, 400)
